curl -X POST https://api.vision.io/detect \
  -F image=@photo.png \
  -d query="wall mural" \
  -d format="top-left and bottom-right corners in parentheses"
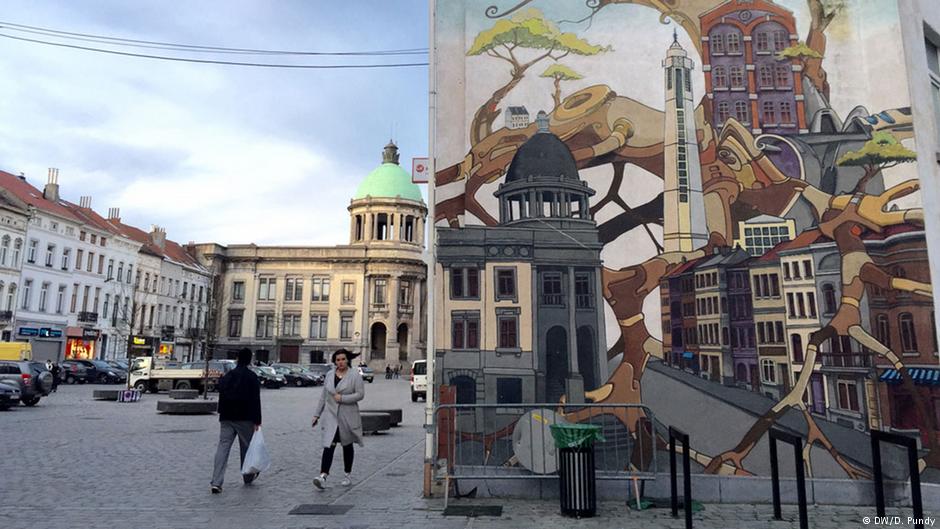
top-left (432, 0), bottom-right (939, 481)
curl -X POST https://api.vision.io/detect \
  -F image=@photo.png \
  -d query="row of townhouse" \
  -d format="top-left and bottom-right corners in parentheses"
top-left (662, 216), bottom-right (939, 442)
top-left (0, 168), bottom-right (212, 362)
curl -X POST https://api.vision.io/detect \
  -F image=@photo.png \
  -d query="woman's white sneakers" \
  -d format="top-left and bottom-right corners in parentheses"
top-left (313, 473), bottom-right (327, 490)
top-left (341, 473), bottom-right (352, 487)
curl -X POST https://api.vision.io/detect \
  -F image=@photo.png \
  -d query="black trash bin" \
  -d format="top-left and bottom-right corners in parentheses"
top-left (550, 423), bottom-right (604, 518)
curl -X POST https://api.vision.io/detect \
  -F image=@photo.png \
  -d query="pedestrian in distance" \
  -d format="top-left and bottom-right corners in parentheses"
top-left (311, 348), bottom-right (364, 490)
top-left (50, 361), bottom-right (60, 392)
top-left (385, 365), bottom-right (392, 379)
top-left (210, 348), bottom-right (262, 494)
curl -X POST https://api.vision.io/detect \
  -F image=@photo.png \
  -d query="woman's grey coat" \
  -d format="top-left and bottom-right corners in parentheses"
top-left (314, 368), bottom-right (365, 447)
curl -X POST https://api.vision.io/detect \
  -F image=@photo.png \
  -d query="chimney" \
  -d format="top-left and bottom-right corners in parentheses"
top-left (43, 168), bottom-right (60, 202)
top-left (107, 207), bottom-right (121, 222)
top-left (17, 172), bottom-right (25, 181)
top-left (150, 225), bottom-right (166, 250)
top-left (79, 196), bottom-right (92, 209)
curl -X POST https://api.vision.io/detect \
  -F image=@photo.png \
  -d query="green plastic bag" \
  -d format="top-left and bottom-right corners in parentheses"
top-left (549, 423), bottom-right (605, 448)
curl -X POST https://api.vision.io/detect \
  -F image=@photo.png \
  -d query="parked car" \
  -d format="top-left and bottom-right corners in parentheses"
top-left (249, 366), bottom-right (285, 389)
top-left (106, 360), bottom-right (129, 371)
top-left (410, 360), bottom-right (427, 402)
top-left (357, 364), bottom-right (374, 383)
top-left (89, 360), bottom-right (126, 384)
top-left (300, 367), bottom-right (326, 386)
top-left (271, 364), bottom-right (318, 387)
top-left (0, 381), bottom-right (21, 410)
top-left (0, 360), bottom-right (52, 406)
top-left (59, 360), bottom-right (94, 384)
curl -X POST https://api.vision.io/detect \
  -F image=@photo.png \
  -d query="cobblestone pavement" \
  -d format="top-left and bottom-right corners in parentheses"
top-left (0, 379), bottom-right (932, 529)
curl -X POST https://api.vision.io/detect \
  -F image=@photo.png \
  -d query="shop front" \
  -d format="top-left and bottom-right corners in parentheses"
top-left (127, 335), bottom-right (158, 358)
top-left (16, 323), bottom-right (65, 362)
top-left (65, 327), bottom-right (100, 360)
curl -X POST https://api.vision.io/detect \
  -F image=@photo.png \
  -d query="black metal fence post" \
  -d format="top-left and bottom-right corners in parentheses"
top-left (768, 428), bottom-right (808, 529)
top-left (668, 426), bottom-right (693, 529)
top-left (871, 430), bottom-right (923, 529)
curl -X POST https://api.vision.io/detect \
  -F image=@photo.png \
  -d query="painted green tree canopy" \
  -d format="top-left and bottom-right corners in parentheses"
top-left (837, 131), bottom-right (917, 168)
top-left (777, 41), bottom-right (823, 61)
top-left (540, 64), bottom-right (583, 109)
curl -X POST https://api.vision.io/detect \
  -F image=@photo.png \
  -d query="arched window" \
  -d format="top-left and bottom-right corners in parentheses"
top-left (451, 375), bottom-right (476, 404)
top-left (899, 313), bottom-right (918, 353)
top-left (0, 235), bottom-right (8, 266)
top-left (713, 66), bottom-right (727, 88)
top-left (717, 102), bottom-right (730, 124)
top-left (822, 284), bottom-right (837, 314)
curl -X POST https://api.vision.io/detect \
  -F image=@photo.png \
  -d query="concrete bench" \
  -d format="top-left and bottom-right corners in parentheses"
top-left (156, 400), bottom-right (217, 415)
top-left (361, 408), bottom-right (402, 426)
top-left (169, 389), bottom-right (199, 400)
top-left (360, 412), bottom-right (391, 434)
top-left (93, 389), bottom-right (123, 401)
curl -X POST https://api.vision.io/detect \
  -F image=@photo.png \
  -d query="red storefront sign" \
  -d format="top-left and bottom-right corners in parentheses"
top-left (65, 338), bottom-right (96, 360)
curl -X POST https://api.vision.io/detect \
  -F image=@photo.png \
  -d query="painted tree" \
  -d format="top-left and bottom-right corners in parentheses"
top-left (777, 41), bottom-right (823, 63)
top-left (838, 131), bottom-right (917, 193)
top-left (466, 8), bottom-right (609, 144)
top-left (540, 64), bottom-right (583, 110)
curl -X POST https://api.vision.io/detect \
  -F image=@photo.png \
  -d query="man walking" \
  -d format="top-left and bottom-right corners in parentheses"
top-left (210, 348), bottom-right (262, 494)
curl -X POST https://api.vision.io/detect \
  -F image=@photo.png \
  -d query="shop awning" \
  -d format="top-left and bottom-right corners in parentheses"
top-left (682, 351), bottom-right (695, 360)
top-left (879, 368), bottom-right (940, 386)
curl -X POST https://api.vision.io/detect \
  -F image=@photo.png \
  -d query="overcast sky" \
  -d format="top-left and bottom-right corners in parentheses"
top-left (0, 0), bottom-right (428, 246)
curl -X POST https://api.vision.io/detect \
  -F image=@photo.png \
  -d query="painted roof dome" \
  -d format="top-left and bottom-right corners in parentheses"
top-left (353, 142), bottom-right (424, 202)
top-left (505, 111), bottom-right (579, 183)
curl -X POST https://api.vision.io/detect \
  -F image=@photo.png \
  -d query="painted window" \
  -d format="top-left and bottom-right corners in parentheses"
top-left (541, 272), bottom-right (563, 306)
top-left (495, 268), bottom-right (517, 300)
top-left (734, 101), bottom-right (749, 122)
top-left (775, 65), bottom-right (791, 88)
top-left (710, 34), bottom-right (724, 55)
top-left (762, 101), bottom-right (775, 124)
top-left (717, 102), bottom-right (730, 123)
top-left (575, 272), bottom-right (593, 309)
top-left (756, 32), bottom-right (770, 53)
top-left (713, 66), bottom-right (727, 88)
top-left (726, 32), bottom-right (741, 54)
top-left (927, 36), bottom-right (940, 142)
top-left (761, 359), bottom-right (776, 383)
top-left (496, 377), bottom-right (522, 404)
top-left (451, 267), bottom-right (480, 299)
top-left (451, 312), bottom-right (480, 350)
top-left (779, 101), bottom-right (793, 124)
top-left (837, 379), bottom-right (859, 412)
top-left (451, 375), bottom-right (477, 404)
top-left (730, 66), bottom-right (745, 88)
top-left (758, 66), bottom-right (774, 88)
top-left (773, 31), bottom-right (788, 52)
top-left (822, 284), bottom-right (837, 314)
top-left (899, 313), bottom-right (918, 353)
top-left (497, 315), bottom-right (518, 349)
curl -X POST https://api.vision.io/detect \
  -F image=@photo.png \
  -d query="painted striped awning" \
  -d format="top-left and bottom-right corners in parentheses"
top-left (879, 368), bottom-right (940, 386)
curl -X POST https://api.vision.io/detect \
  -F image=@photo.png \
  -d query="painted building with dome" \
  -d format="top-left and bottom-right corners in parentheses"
top-left (189, 142), bottom-right (428, 368)
top-left (435, 113), bottom-right (607, 406)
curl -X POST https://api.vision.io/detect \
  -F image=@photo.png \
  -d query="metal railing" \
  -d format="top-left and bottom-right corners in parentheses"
top-left (433, 403), bottom-right (657, 484)
top-left (871, 430), bottom-right (923, 529)
top-left (669, 426), bottom-right (693, 529)
top-left (819, 352), bottom-right (874, 369)
top-left (769, 428), bottom-right (808, 529)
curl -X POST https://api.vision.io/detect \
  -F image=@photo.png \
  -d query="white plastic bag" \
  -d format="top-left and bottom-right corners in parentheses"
top-left (241, 429), bottom-right (271, 475)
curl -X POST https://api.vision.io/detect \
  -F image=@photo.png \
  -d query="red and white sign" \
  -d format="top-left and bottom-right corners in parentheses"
top-left (412, 157), bottom-right (429, 183)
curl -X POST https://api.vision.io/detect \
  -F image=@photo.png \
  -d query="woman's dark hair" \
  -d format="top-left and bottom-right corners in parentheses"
top-left (331, 348), bottom-right (353, 365)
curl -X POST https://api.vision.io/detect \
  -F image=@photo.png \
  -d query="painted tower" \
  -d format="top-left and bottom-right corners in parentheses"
top-left (663, 34), bottom-right (708, 253)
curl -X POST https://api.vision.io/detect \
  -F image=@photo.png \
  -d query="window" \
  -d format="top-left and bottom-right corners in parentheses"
top-left (791, 334), bottom-right (804, 363)
top-left (498, 315), bottom-right (518, 349)
top-left (284, 277), bottom-right (303, 302)
top-left (82, 285), bottom-right (91, 312)
top-left (102, 294), bottom-right (109, 318)
top-left (452, 375), bottom-right (476, 404)
top-left (179, 307), bottom-right (185, 327)
top-left (342, 282), bottom-right (355, 304)
top-left (117, 260), bottom-right (123, 280)
top-left (775, 65), bottom-right (791, 88)
top-left (762, 101), bottom-right (775, 124)
top-left (575, 273), bottom-right (594, 309)
top-left (70, 283), bottom-right (78, 313)
top-left (340, 312), bottom-right (354, 340)
top-left (5, 283), bottom-right (14, 311)
top-left (759, 66), bottom-right (774, 88)
top-left (310, 313), bottom-right (328, 340)
top-left (12, 238), bottom-right (21, 267)
top-left (399, 280), bottom-right (412, 306)
top-left (928, 36), bottom-right (940, 143)
top-left (311, 276), bottom-right (330, 302)
top-left (79, 230), bottom-right (86, 241)
top-left (90, 234), bottom-right (97, 245)
top-left (807, 292), bottom-right (817, 318)
top-left (38, 283), bottom-right (49, 312)
top-left (451, 312), bottom-right (480, 350)
top-left (198, 286), bottom-right (204, 303)
top-left (255, 314), bottom-right (274, 338)
top-left (496, 377), bottom-right (523, 404)
top-left (232, 281), bottom-right (245, 301)
top-left (0, 235), bottom-right (8, 265)
top-left (761, 359), bottom-right (776, 383)
top-left (107, 259), bottom-right (114, 279)
top-left (823, 284), bottom-right (837, 314)
top-left (56, 285), bottom-right (65, 314)
top-left (373, 278), bottom-right (387, 305)
top-left (730, 66), bottom-right (745, 88)
top-left (796, 292), bottom-right (806, 318)
top-left (27, 239), bottom-right (37, 263)
top-left (45, 244), bottom-right (55, 267)
top-left (786, 293), bottom-right (795, 317)
top-left (713, 66), bottom-right (727, 88)
top-left (98, 254), bottom-right (104, 275)
top-left (734, 101), bottom-right (748, 122)
top-left (726, 32), bottom-right (741, 54)
top-left (773, 31), bottom-right (788, 52)
top-left (495, 268), bottom-right (517, 300)
top-left (450, 267), bottom-right (479, 299)
top-left (779, 102), bottom-right (793, 124)
top-left (876, 314), bottom-right (891, 349)
top-left (86, 252), bottom-right (94, 273)
top-left (21, 279), bottom-right (31, 310)
top-left (144, 273), bottom-right (150, 291)
top-left (282, 313), bottom-right (301, 336)
top-left (257, 277), bottom-right (276, 301)
top-left (710, 34), bottom-right (724, 55)
top-left (899, 313), bottom-right (918, 353)
top-left (541, 273), bottom-right (563, 305)
top-left (770, 274), bottom-right (780, 297)
top-left (837, 379), bottom-right (859, 412)
top-left (127, 265), bottom-right (133, 284)
top-left (717, 102), bottom-right (730, 123)
top-left (756, 32), bottom-right (770, 53)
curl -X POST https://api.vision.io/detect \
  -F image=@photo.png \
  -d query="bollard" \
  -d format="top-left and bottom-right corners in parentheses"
top-left (668, 426), bottom-right (693, 529)
top-left (871, 430), bottom-right (923, 529)
top-left (769, 428), bottom-right (807, 529)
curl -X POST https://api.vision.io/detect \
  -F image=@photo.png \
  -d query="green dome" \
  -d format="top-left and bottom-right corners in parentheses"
top-left (354, 163), bottom-right (424, 202)
top-left (353, 142), bottom-right (424, 202)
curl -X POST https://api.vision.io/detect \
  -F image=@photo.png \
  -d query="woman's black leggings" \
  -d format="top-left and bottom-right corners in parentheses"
top-left (320, 428), bottom-right (354, 474)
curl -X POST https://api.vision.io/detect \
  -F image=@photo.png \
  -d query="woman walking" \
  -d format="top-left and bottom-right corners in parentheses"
top-left (311, 349), bottom-right (364, 489)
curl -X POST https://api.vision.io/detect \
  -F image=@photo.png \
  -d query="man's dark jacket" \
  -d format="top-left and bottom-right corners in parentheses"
top-left (217, 364), bottom-right (262, 424)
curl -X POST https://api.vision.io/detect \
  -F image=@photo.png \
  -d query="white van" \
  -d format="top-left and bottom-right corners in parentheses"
top-left (410, 359), bottom-right (427, 402)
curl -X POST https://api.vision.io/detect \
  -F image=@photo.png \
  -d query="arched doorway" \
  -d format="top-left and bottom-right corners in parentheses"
top-left (397, 323), bottom-right (409, 362)
top-left (546, 326), bottom-right (568, 403)
top-left (576, 326), bottom-right (596, 391)
top-left (370, 322), bottom-right (387, 361)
